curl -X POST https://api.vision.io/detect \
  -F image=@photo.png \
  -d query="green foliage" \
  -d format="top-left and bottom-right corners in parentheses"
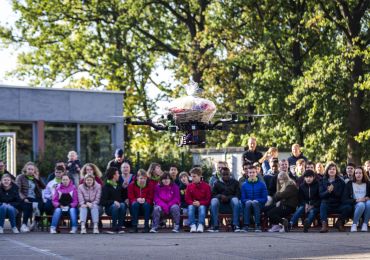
top-left (0, 0), bottom-right (369, 166)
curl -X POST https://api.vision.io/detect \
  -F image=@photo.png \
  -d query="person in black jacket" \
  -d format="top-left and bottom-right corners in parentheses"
top-left (288, 170), bottom-right (320, 232)
top-left (342, 166), bottom-right (370, 232)
top-left (319, 162), bottom-right (352, 233)
top-left (0, 174), bottom-right (21, 233)
top-left (208, 167), bottom-right (240, 232)
top-left (101, 167), bottom-right (127, 234)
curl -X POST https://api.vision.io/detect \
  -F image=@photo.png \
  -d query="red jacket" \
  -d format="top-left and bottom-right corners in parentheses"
top-left (128, 181), bottom-right (154, 205)
top-left (185, 181), bottom-right (211, 206)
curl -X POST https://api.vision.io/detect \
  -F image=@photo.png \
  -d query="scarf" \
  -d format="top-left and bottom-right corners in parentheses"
top-left (55, 177), bottom-right (62, 184)
top-left (26, 175), bottom-right (34, 181)
top-left (106, 179), bottom-right (117, 188)
top-left (136, 180), bottom-right (147, 189)
top-left (151, 175), bottom-right (160, 182)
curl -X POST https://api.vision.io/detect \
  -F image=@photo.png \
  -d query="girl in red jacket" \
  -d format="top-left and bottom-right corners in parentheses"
top-left (128, 169), bottom-right (154, 233)
top-left (185, 167), bottom-right (211, 233)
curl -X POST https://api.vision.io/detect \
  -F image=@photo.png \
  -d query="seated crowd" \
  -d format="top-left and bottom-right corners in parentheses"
top-left (0, 140), bottom-right (370, 235)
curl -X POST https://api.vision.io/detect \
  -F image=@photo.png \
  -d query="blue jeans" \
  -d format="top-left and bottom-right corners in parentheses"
top-left (106, 203), bottom-right (126, 229)
top-left (50, 207), bottom-right (78, 228)
top-left (290, 205), bottom-right (319, 226)
top-left (243, 200), bottom-right (263, 226)
top-left (210, 197), bottom-right (240, 227)
top-left (353, 201), bottom-right (370, 225)
top-left (0, 204), bottom-right (17, 228)
top-left (188, 205), bottom-right (207, 226)
top-left (130, 202), bottom-right (151, 226)
top-left (320, 202), bottom-right (352, 222)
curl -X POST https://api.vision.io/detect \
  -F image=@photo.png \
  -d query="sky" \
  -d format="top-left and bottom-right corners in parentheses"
top-left (0, 0), bottom-right (175, 113)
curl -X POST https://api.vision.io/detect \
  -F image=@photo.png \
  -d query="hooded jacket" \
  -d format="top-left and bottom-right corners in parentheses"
top-left (0, 184), bottom-right (21, 208)
top-left (319, 177), bottom-right (345, 206)
top-left (241, 179), bottom-right (268, 204)
top-left (78, 182), bottom-right (102, 207)
top-left (15, 174), bottom-right (45, 200)
top-left (212, 178), bottom-right (240, 201)
top-left (100, 182), bottom-right (127, 208)
top-left (298, 180), bottom-right (320, 208)
top-left (185, 181), bottom-right (211, 206)
top-left (128, 180), bottom-right (154, 205)
top-left (154, 183), bottom-right (180, 214)
top-left (52, 182), bottom-right (78, 208)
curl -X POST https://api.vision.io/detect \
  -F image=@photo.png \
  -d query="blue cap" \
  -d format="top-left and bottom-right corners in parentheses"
top-left (115, 148), bottom-right (124, 158)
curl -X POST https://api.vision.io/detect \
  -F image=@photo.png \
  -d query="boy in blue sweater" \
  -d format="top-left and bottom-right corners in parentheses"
top-left (241, 165), bottom-right (268, 232)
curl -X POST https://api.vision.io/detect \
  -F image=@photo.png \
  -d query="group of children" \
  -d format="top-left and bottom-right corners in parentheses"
top-left (1, 145), bottom-right (370, 235)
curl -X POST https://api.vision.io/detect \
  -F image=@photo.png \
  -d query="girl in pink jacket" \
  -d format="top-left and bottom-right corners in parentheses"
top-left (50, 174), bottom-right (78, 234)
top-left (150, 172), bottom-right (181, 233)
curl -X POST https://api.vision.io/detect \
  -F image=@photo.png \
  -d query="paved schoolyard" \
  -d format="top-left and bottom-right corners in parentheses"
top-left (1, 231), bottom-right (370, 260)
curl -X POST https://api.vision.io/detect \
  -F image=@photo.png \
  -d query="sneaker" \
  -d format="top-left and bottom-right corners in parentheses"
top-left (241, 226), bottom-right (249, 232)
top-left (255, 226), bottom-right (262, 232)
top-left (268, 224), bottom-right (281, 232)
top-left (282, 218), bottom-right (290, 232)
top-left (196, 224), bottom-right (204, 233)
top-left (172, 225), bottom-right (180, 233)
top-left (233, 226), bottom-right (241, 233)
top-left (150, 228), bottom-right (158, 233)
top-left (361, 223), bottom-right (368, 232)
top-left (20, 224), bottom-right (30, 233)
top-left (29, 221), bottom-right (39, 231)
top-left (190, 224), bottom-right (197, 233)
top-left (118, 230), bottom-right (126, 234)
top-left (80, 227), bottom-right (87, 234)
top-left (351, 224), bottom-right (357, 232)
top-left (104, 230), bottom-right (116, 234)
top-left (50, 227), bottom-right (57, 234)
top-left (12, 227), bottom-right (20, 234)
top-left (0, 227), bottom-right (3, 234)
top-left (69, 227), bottom-right (78, 234)
top-left (207, 226), bottom-right (219, 233)
top-left (93, 226), bottom-right (100, 234)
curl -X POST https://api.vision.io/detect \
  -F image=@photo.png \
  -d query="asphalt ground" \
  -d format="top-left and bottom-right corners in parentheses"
top-left (1, 230), bottom-right (370, 260)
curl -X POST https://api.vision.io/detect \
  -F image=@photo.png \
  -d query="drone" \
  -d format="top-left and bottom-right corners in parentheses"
top-left (123, 113), bottom-right (270, 147)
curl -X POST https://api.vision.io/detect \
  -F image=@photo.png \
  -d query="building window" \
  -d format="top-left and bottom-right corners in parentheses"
top-left (80, 124), bottom-right (112, 170)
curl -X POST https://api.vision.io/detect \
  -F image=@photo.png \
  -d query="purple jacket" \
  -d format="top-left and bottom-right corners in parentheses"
top-left (52, 182), bottom-right (78, 208)
top-left (154, 183), bottom-right (180, 214)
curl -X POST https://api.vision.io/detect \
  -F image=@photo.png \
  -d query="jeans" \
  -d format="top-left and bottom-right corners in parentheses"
top-left (80, 205), bottom-right (100, 224)
top-left (320, 202), bottom-right (352, 222)
top-left (353, 201), bottom-right (370, 225)
top-left (130, 202), bottom-right (151, 226)
top-left (188, 205), bottom-right (207, 226)
top-left (243, 200), bottom-right (263, 226)
top-left (210, 197), bottom-right (240, 227)
top-left (21, 198), bottom-right (43, 225)
top-left (0, 204), bottom-right (17, 228)
top-left (50, 207), bottom-right (78, 228)
top-left (290, 205), bottom-right (319, 226)
top-left (152, 205), bottom-right (180, 229)
top-left (106, 203), bottom-right (126, 229)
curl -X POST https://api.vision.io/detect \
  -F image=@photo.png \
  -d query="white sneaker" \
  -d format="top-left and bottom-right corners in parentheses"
top-left (149, 228), bottom-right (158, 233)
top-left (20, 224), bottom-right (30, 233)
top-left (50, 227), bottom-right (57, 234)
top-left (196, 224), bottom-right (204, 233)
top-left (12, 227), bottom-right (19, 234)
top-left (268, 225), bottom-right (281, 232)
top-left (93, 226), bottom-right (99, 234)
top-left (69, 227), bottom-right (77, 234)
top-left (361, 223), bottom-right (368, 232)
top-left (351, 224), bottom-right (357, 232)
top-left (278, 225), bottom-right (285, 232)
top-left (190, 224), bottom-right (197, 233)
top-left (0, 227), bottom-right (3, 234)
top-left (80, 226), bottom-right (87, 234)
